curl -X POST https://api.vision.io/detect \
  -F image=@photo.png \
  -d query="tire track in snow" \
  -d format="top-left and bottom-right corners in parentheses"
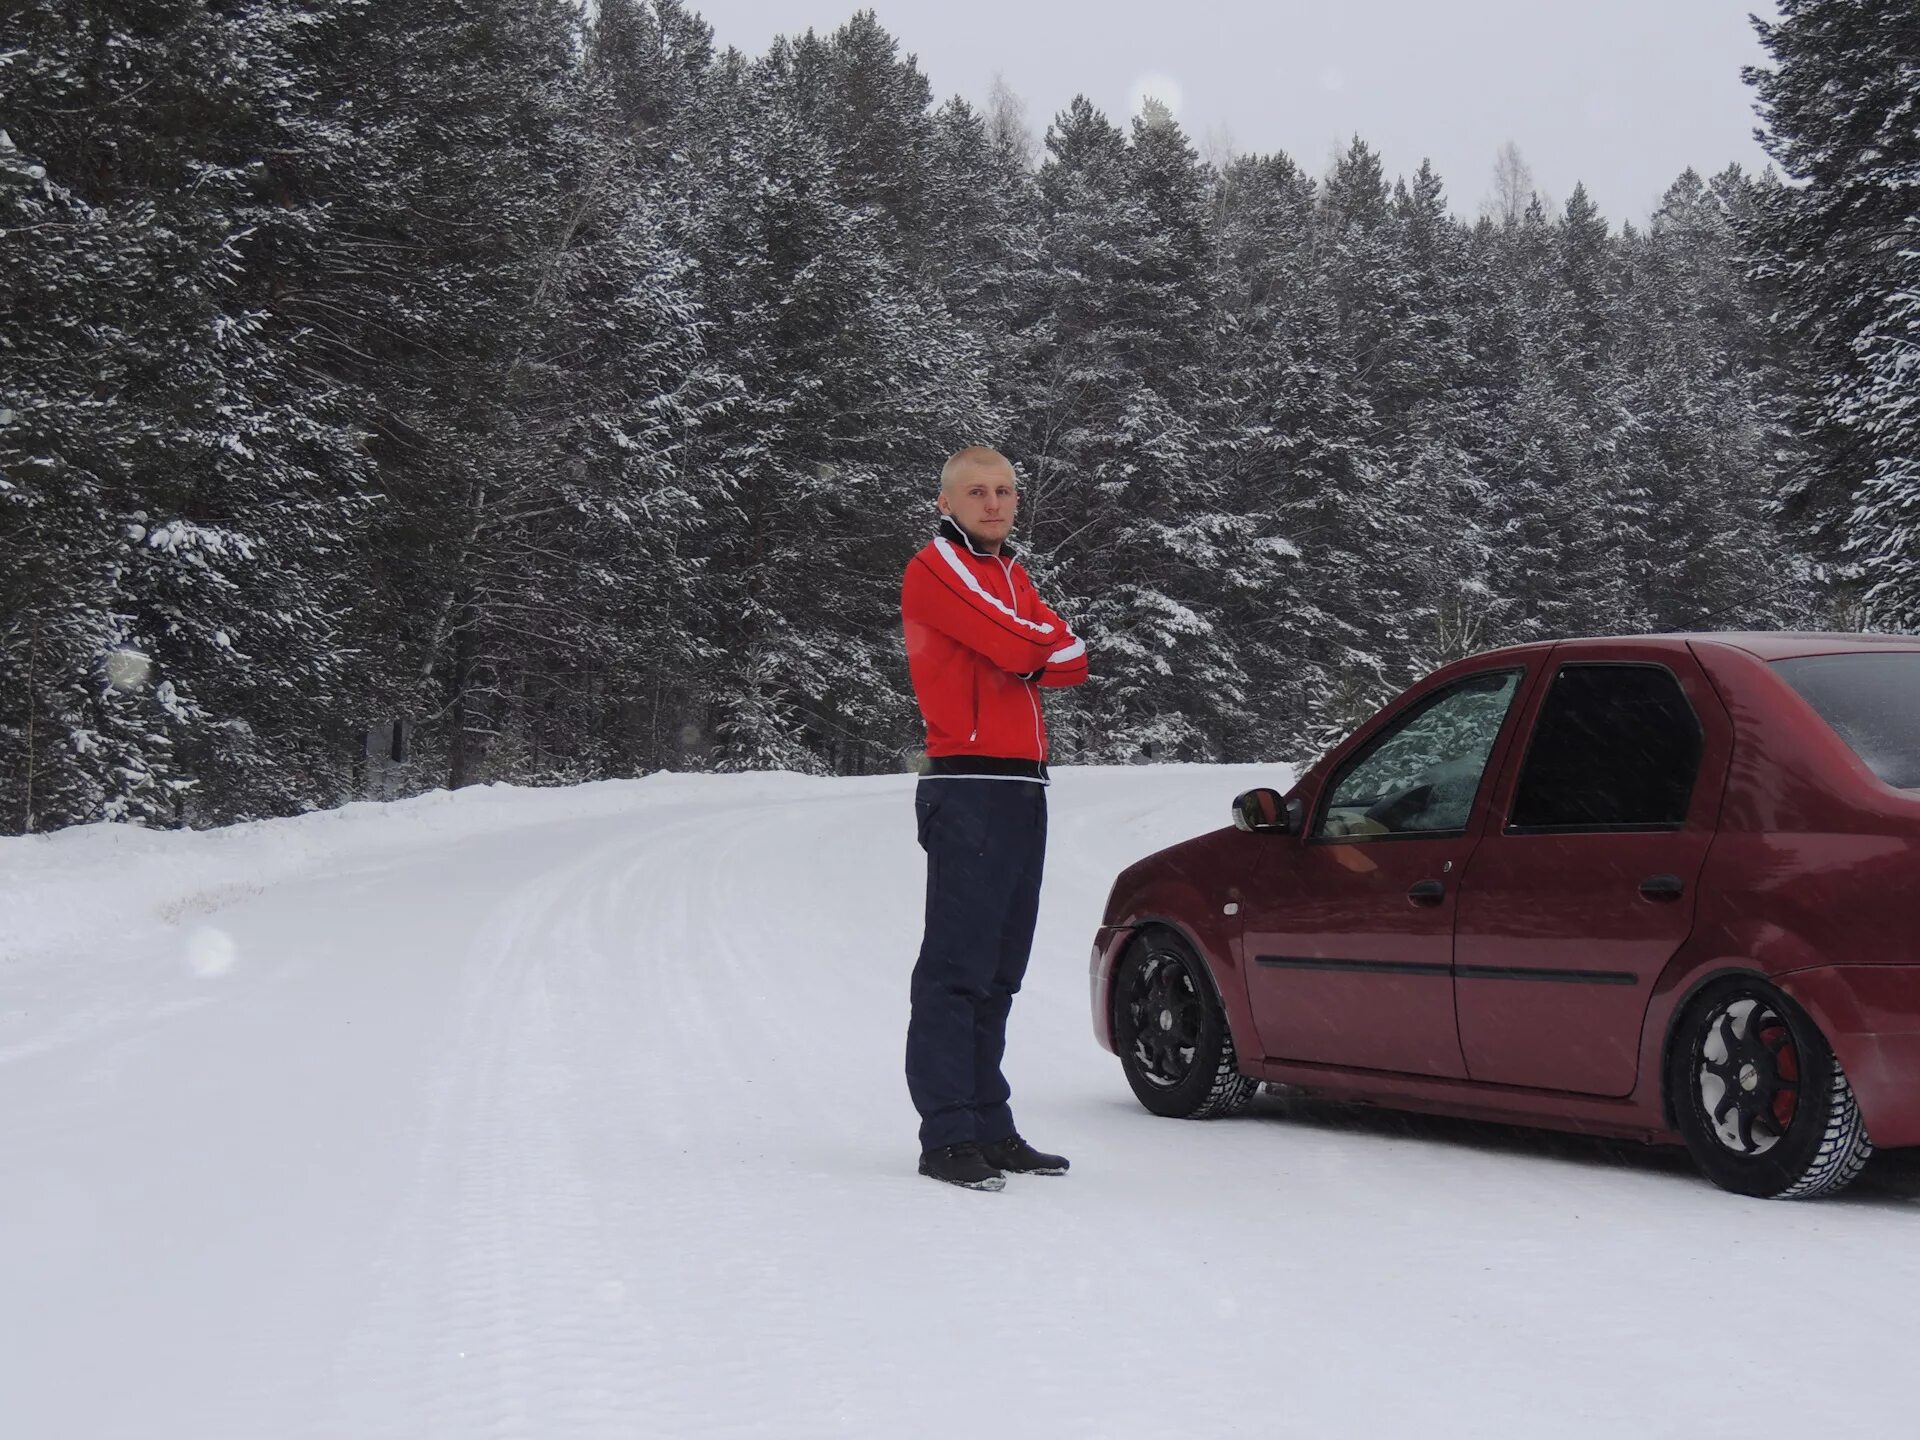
top-left (321, 787), bottom-right (910, 1439)
top-left (566, 789), bottom-right (920, 1436)
top-left (322, 818), bottom-right (704, 1439)
top-left (318, 770), bottom-right (1311, 1439)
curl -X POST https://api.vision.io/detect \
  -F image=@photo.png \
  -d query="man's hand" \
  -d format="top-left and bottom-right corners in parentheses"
top-left (1031, 599), bottom-right (1089, 689)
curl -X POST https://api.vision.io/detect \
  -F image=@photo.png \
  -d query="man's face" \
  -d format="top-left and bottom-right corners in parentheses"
top-left (940, 462), bottom-right (1018, 549)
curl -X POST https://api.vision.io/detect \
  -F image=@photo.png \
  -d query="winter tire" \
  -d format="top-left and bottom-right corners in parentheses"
top-left (1113, 928), bottom-right (1257, 1120)
top-left (1667, 977), bottom-right (1873, 1200)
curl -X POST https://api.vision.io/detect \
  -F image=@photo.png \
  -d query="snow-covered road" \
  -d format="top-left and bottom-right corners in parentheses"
top-left (4, 767), bottom-right (1917, 1439)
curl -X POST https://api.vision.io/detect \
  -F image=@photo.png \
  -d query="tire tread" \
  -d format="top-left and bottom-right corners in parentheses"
top-left (1114, 928), bottom-right (1255, 1120)
top-left (1668, 981), bottom-right (1876, 1202)
top-left (1773, 1055), bottom-right (1874, 1200)
top-left (1190, 1018), bottom-right (1258, 1119)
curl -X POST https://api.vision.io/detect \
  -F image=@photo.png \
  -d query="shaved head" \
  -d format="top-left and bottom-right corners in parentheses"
top-left (936, 446), bottom-right (1019, 554)
top-left (939, 445), bottom-right (1014, 494)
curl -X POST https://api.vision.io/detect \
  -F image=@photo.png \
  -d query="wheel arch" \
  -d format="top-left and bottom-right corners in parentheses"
top-left (1114, 913), bottom-right (1258, 1064)
top-left (1654, 963), bottom-right (1776, 1131)
top-left (1772, 963), bottom-right (1920, 1148)
top-left (1655, 961), bottom-right (1877, 1197)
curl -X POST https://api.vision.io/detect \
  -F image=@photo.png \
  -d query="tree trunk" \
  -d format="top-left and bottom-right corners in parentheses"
top-left (448, 597), bottom-right (480, 788)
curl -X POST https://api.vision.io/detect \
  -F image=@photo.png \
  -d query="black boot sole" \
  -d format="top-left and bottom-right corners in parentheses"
top-left (981, 1146), bottom-right (1070, 1176)
top-left (918, 1167), bottom-right (1006, 1191)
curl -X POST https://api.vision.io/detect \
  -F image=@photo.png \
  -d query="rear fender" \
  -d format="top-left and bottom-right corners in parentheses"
top-left (1646, 916), bottom-right (1865, 1133)
top-left (1774, 965), bottom-right (1920, 1148)
top-left (1649, 954), bottom-right (1920, 1148)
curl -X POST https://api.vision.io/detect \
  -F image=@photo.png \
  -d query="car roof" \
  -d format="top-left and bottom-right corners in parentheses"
top-left (1464, 631), bottom-right (1920, 665)
top-left (1686, 631), bottom-right (1920, 659)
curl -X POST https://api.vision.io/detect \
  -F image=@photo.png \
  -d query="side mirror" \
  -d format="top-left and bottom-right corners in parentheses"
top-left (1233, 787), bottom-right (1299, 834)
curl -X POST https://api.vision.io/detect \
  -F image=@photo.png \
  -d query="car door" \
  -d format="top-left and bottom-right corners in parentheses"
top-left (1452, 644), bottom-right (1732, 1095)
top-left (1242, 665), bottom-right (1535, 1077)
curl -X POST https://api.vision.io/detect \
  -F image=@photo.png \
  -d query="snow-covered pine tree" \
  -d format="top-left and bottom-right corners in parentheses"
top-left (686, 34), bottom-right (996, 773)
top-left (803, 10), bottom-right (939, 262)
top-left (1471, 189), bottom-right (1637, 644)
top-left (0, 100), bottom-right (180, 831)
top-left (1548, 182), bottom-right (1642, 634)
top-left (1205, 151), bottom-right (1322, 758)
top-left (1198, 147), bottom-right (1382, 760)
top-left (1385, 161), bottom-right (1496, 678)
top-left (1104, 99), bottom-right (1246, 757)
top-left (925, 95), bottom-right (1041, 421)
top-left (1450, 213), bottom-right (1524, 645)
top-left (0, 0), bottom-right (372, 833)
top-left (460, 0), bottom-right (736, 784)
top-left (1746, 0), bottom-right (1920, 626)
top-left (297, 0), bottom-right (594, 790)
top-left (1468, 199), bottom-right (1573, 644)
top-left (171, 0), bottom-right (382, 822)
top-left (588, 0), bottom-right (716, 172)
top-left (1010, 96), bottom-right (1242, 761)
top-left (1619, 168), bottom-right (1817, 632)
top-left (1313, 139), bottom-right (1445, 713)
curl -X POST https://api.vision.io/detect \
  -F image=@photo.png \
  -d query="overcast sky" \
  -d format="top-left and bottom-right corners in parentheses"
top-left (685, 0), bottom-right (1784, 224)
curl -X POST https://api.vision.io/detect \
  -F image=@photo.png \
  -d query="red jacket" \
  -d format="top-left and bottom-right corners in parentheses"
top-left (902, 517), bottom-right (1089, 770)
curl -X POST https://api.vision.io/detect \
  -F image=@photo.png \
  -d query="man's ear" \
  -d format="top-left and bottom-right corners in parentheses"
top-left (936, 493), bottom-right (950, 516)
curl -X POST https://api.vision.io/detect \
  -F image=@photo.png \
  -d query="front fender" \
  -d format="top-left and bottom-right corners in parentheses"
top-left (1089, 925), bottom-right (1134, 1054)
top-left (1096, 882), bottom-right (1255, 1069)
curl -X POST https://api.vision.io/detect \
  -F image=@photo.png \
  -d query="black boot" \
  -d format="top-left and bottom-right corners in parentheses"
top-left (918, 1142), bottom-right (1006, 1191)
top-left (980, 1134), bottom-right (1069, 1176)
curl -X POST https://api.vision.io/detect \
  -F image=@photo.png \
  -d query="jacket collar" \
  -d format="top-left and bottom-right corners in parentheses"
top-left (937, 513), bottom-right (1016, 561)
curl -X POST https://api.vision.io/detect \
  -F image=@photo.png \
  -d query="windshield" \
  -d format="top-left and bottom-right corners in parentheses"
top-left (1773, 652), bottom-right (1920, 789)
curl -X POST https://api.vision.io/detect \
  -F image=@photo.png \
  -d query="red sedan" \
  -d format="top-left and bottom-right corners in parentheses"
top-left (1090, 633), bottom-right (1920, 1199)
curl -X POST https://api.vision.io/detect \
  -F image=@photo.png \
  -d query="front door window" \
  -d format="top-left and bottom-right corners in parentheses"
top-left (1316, 670), bottom-right (1523, 839)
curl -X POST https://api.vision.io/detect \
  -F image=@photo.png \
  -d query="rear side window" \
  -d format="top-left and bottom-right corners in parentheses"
top-left (1774, 652), bottom-right (1920, 789)
top-left (1508, 664), bottom-right (1702, 832)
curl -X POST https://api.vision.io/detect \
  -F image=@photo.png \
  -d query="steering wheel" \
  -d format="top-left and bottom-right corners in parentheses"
top-left (1364, 781), bottom-right (1433, 830)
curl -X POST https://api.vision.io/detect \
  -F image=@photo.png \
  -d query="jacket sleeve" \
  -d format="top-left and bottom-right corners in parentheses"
top-left (1027, 590), bottom-right (1090, 689)
top-left (903, 547), bottom-right (1059, 675)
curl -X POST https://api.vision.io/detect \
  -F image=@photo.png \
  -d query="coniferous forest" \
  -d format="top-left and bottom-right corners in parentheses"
top-left (2, 0), bottom-right (1915, 833)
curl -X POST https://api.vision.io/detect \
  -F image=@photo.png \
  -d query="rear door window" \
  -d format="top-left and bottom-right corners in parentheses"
top-left (1774, 652), bottom-right (1920, 789)
top-left (1508, 664), bottom-right (1702, 832)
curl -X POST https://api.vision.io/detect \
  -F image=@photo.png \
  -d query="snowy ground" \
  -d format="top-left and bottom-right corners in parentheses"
top-left (4, 764), bottom-right (1919, 1440)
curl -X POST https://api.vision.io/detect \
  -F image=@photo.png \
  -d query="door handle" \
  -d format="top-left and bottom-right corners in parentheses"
top-left (1639, 874), bottom-right (1685, 901)
top-left (1407, 879), bottom-right (1446, 906)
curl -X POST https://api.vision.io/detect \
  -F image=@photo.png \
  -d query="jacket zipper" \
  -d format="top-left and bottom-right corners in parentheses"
top-left (998, 555), bottom-right (1046, 761)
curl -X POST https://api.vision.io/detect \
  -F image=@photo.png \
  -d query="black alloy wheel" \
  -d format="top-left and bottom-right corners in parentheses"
top-left (1126, 945), bottom-right (1203, 1089)
top-left (1667, 978), bottom-right (1873, 1200)
top-left (1113, 929), bottom-right (1257, 1120)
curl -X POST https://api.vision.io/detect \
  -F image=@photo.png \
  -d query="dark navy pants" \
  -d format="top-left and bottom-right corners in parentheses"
top-left (905, 776), bottom-right (1048, 1152)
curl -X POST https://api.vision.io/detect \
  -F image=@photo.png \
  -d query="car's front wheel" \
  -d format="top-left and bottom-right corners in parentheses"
top-left (1113, 928), bottom-right (1257, 1120)
top-left (1667, 977), bottom-right (1873, 1200)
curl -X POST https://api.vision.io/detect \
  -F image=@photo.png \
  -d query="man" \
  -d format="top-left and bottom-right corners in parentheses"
top-left (899, 446), bottom-right (1089, 1191)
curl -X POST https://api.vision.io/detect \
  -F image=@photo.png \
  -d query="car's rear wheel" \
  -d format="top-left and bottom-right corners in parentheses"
top-left (1667, 977), bottom-right (1873, 1200)
top-left (1113, 928), bottom-right (1257, 1120)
